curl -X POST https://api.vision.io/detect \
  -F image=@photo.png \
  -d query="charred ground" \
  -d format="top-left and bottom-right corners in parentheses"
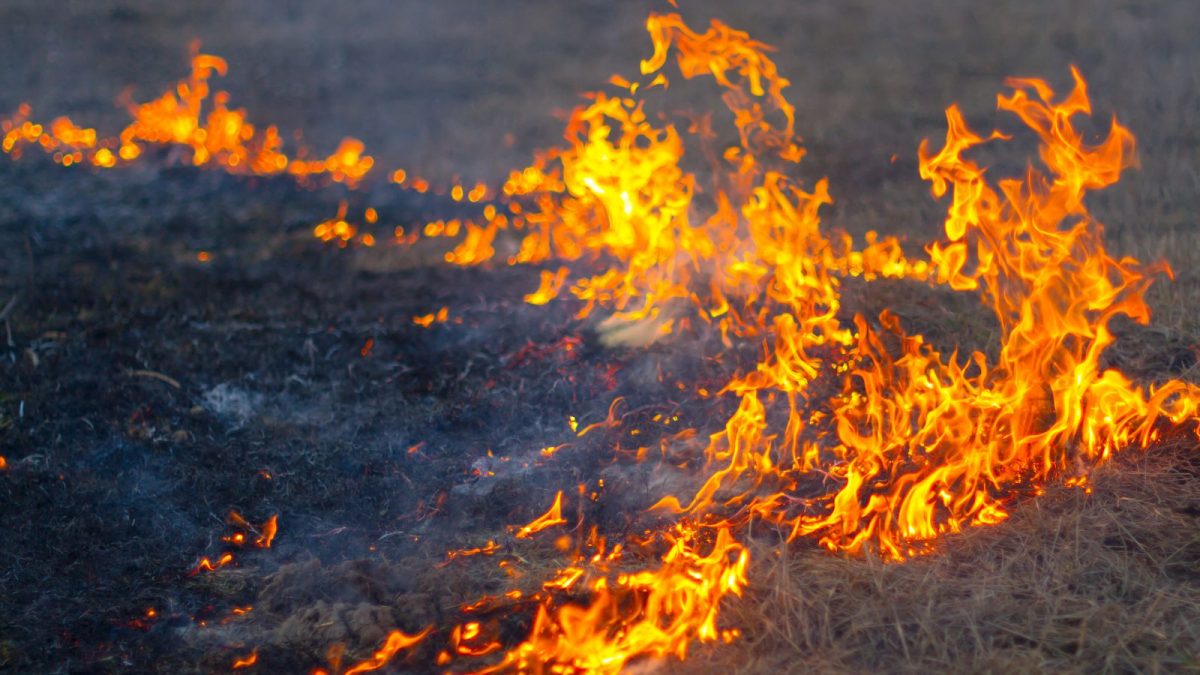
top-left (0, 155), bottom-right (752, 671)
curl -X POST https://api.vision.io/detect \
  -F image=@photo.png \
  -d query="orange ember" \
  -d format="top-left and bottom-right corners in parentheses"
top-left (232, 649), bottom-right (258, 669)
top-left (412, 307), bottom-right (450, 328)
top-left (190, 552), bottom-right (233, 575)
top-left (255, 515), bottom-right (279, 549)
top-left (440, 539), bottom-right (502, 567)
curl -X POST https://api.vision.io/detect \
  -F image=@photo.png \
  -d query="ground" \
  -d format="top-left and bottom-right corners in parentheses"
top-left (1, 1), bottom-right (1199, 673)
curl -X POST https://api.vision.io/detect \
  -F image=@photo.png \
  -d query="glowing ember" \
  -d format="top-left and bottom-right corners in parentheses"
top-left (412, 307), bottom-right (449, 328)
top-left (313, 201), bottom-right (358, 246)
top-left (231, 649), bottom-right (258, 669)
top-left (10, 7), bottom-right (1197, 674)
top-left (337, 627), bottom-right (431, 675)
top-left (190, 552), bottom-right (233, 575)
top-left (192, 512), bottom-right (278, 575)
top-left (255, 515), bottom-right (279, 549)
top-left (439, 539), bottom-right (502, 567)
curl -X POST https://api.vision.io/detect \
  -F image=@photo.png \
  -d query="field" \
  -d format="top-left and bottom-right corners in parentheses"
top-left (1, 1), bottom-right (1198, 673)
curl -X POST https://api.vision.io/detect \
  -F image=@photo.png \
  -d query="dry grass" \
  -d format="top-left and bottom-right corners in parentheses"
top-left (691, 445), bottom-right (1200, 674)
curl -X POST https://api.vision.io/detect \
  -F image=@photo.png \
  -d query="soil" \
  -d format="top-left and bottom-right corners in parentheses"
top-left (0, 153), bottom-right (750, 672)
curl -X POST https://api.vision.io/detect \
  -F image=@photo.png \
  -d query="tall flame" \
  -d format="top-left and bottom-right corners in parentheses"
top-left (385, 11), bottom-right (1200, 672)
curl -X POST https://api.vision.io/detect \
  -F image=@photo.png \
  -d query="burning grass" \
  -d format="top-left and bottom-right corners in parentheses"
top-left (2, 1), bottom-right (1200, 673)
top-left (715, 445), bottom-right (1200, 673)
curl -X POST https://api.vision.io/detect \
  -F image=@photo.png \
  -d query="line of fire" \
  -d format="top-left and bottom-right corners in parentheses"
top-left (2, 3), bottom-right (1199, 674)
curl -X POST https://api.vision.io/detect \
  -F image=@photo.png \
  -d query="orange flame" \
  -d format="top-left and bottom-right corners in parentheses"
top-left (190, 552), bottom-right (233, 575)
top-left (656, 66), bottom-right (1200, 560)
top-left (482, 525), bottom-right (747, 674)
top-left (0, 47), bottom-right (393, 188)
top-left (340, 626), bottom-right (431, 675)
top-left (255, 515), bottom-right (279, 549)
top-left (343, 12), bottom-right (1200, 672)
top-left (513, 491), bottom-right (568, 539)
top-left (232, 649), bottom-right (258, 669)
top-left (412, 307), bottom-right (449, 328)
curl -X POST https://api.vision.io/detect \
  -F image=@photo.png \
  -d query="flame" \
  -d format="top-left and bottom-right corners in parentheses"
top-left (0, 46), bottom-right (426, 189)
top-left (416, 12), bottom-right (922, 346)
top-left (450, 621), bottom-right (503, 657)
top-left (190, 552), bottom-right (233, 575)
top-left (523, 266), bottom-right (571, 305)
top-left (255, 515), bottom-right (279, 549)
top-left (439, 539), bottom-right (501, 567)
top-left (339, 11), bottom-right (1199, 672)
top-left (232, 649), bottom-right (258, 669)
top-left (482, 525), bottom-right (748, 674)
top-left (193, 512), bottom-right (278, 576)
top-left (513, 490), bottom-right (568, 539)
top-left (653, 66), bottom-right (1200, 560)
top-left (339, 626), bottom-right (431, 675)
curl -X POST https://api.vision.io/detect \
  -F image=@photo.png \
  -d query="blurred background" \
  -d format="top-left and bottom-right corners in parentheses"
top-left (1, 1), bottom-right (1194, 184)
top-left (2, 0), bottom-right (1198, 309)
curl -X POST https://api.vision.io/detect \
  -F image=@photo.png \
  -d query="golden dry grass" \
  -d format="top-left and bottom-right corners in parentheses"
top-left (696, 445), bottom-right (1200, 673)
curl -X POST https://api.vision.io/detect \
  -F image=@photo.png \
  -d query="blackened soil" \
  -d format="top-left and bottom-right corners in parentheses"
top-left (0, 157), bottom-right (740, 673)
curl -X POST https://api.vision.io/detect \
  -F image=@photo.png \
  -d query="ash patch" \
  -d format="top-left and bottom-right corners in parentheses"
top-left (202, 383), bottom-right (263, 429)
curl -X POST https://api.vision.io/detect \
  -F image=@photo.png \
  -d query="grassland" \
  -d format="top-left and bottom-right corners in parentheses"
top-left (1, 1), bottom-right (1197, 672)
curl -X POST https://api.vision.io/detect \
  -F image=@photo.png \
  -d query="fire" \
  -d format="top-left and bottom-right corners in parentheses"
top-left (439, 539), bottom-right (501, 567)
top-left (338, 626), bottom-right (431, 675)
top-left (324, 10), bottom-right (1198, 672)
top-left (190, 552), bottom-right (233, 575)
top-left (255, 515), bottom-right (279, 549)
top-left (482, 525), bottom-right (748, 674)
top-left (652, 66), bottom-right (1200, 560)
top-left (193, 512), bottom-right (278, 575)
top-left (0, 45), bottom-right (404, 189)
top-left (523, 267), bottom-right (571, 306)
top-left (512, 490), bottom-right (568, 539)
top-left (12, 7), bottom-right (1197, 674)
top-left (313, 201), bottom-right (359, 246)
top-left (232, 649), bottom-right (258, 669)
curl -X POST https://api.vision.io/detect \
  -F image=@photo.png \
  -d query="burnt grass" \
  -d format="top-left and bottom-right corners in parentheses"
top-left (0, 156), bottom-right (747, 673)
